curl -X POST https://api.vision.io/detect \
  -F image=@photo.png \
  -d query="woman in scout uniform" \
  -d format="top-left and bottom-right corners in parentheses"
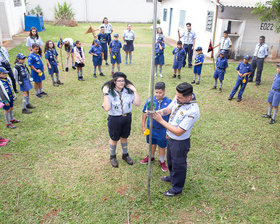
top-left (102, 72), bottom-right (141, 168)
top-left (28, 43), bottom-right (47, 98)
top-left (89, 39), bottom-right (104, 78)
top-left (26, 27), bottom-right (44, 56)
top-left (97, 26), bottom-right (110, 66)
top-left (109, 34), bottom-right (122, 75)
top-left (228, 55), bottom-right (252, 102)
top-left (123, 24), bottom-right (135, 65)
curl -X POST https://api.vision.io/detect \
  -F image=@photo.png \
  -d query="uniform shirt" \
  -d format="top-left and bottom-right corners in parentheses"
top-left (216, 56), bottom-right (228, 69)
top-left (194, 53), bottom-right (204, 64)
top-left (236, 62), bottom-right (252, 80)
top-left (143, 96), bottom-right (172, 129)
top-left (219, 37), bottom-right (232, 50)
top-left (108, 88), bottom-right (135, 116)
top-left (155, 42), bottom-right (165, 54)
top-left (123, 30), bottom-right (135, 40)
top-left (99, 23), bottom-right (113, 34)
top-left (0, 78), bottom-right (13, 96)
top-left (63, 38), bottom-right (75, 48)
top-left (45, 49), bottom-right (58, 64)
top-left (28, 53), bottom-right (44, 70)
top-left (14, 63), bottom-right (31, 80)
top-left (0, 47), bottom-right (9, 63)
top-left (89, 45), bottom-right (103, 57)
top-left (173, 48), bottom-right (186, 62)
top-left (97, 33), bottom-right (109, 46)
top-left (181, 29), bottom-right (196, 44)
top-left (271, 73), bottom-right (280, 90)
top-left (167, 97), bottom-right (199, 140)
top-left (109, 40), bottom-right (122, 53)
top-left (26, 36), bottom-right (44, 48)
top-left (253, 43), bottom-right (269, 58)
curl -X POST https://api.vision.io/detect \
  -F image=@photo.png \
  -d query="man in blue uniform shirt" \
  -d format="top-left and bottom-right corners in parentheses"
top-left (212, 50), bottom-right (228, 92)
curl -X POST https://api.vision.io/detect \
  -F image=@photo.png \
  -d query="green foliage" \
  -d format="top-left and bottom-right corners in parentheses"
top-left (54, 2), bottom-right (75, 20)
top-left (252, 0), bottom-right (280, 32)
top-left (28, 4), bottom-right (43, 16)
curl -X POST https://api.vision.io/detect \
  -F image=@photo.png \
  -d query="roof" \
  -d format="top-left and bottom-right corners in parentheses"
top-left (218, 0), bottom-right (270, 8)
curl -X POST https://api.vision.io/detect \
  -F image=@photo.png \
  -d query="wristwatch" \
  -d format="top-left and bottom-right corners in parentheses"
top-left (103, 93), bottom-right (109, 96)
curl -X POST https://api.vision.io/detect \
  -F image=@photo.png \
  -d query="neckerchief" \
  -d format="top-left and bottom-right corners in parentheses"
top-left (0, 77), bottom-right (14, 96)
top-left (0, 47), bottom-right (8, 63)
top-left (169, 99), bottom-right (197, 122)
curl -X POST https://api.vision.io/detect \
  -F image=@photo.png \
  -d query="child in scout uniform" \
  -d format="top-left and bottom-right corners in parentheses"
top-left (74, 40), bottom-right (86, 81)
top-left (154, 37), bottom-right (165, 78)
top-left (28, 43), bottom-right (47, 98)
top-left (44, 40), bottom-right (63, 87)
top-left (102, 72), bottom-right (141, 168)
top-left (141, 82), bottom-right (172, 172)
top-left (262, 63), bottom-right (280, 124)
top-left (0, 67), bottom-right (19, 129)
top-left (212, 50), bottom-right (228, 92)
top-left (89, 39), bottom-right (105, 78)
top-left (109, 34), bottom-right (122, 75)
top-left (98, 26), bottom-right (109, 66)
top-left (61, 38), bottom-right (76, 72)
top-left (191, 47), bottom-right (204, 85)
top-left (172, 41), bottom-right (186, 79)
top-left (13, 53), bottom-right (36, 114)
top-left (228, 55), bottom-right (252, 102)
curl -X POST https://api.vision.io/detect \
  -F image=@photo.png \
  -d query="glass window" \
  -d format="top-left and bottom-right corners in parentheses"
top-left (179, 10), bottom-right (186, 28)
top-left (163, 8), bottom-right (168, 22)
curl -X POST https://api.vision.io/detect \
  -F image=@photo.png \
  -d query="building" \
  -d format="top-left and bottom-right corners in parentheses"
top-left (26, 0), bottom-right (161, 23)
top-left (0, 0), bottom-right (26, 43)
top-left (160, 0), bottom-right (280, 60)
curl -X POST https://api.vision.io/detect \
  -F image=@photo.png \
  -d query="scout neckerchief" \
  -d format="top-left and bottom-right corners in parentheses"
top-left (222, 37), bottom-right (226, 49)
top-left (176, 48), bottom-right (180, 61)
top-left (115, 88), bottom-right (124, 115)
top-left (0, 77), bottom-right (14, 97)
top-left (256, 43), bottom-right (263, 57)
top-left (51, 48), bottom-right (57, 63)
top-left (169, 99), bottom-right (197, 122)
top-left (0, 47), bottom-right (8, 63)
top-left (31, 36), bottom-right (37, 44)
top-left (15, 62), bottom-right (31, 79)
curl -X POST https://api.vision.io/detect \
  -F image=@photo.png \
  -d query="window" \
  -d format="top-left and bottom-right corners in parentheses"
top-left (206, 11), bottom-right (214, 32)
top-left (163, 8), bottom-right (167, 22)
top-left (179, 10), bottom-right (186, 28)
top-left (13, 0), bottom-right (22, 7)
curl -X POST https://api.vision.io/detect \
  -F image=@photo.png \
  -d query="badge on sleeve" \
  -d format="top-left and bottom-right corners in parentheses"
top-left (180, 111), bottom-right (184, 116)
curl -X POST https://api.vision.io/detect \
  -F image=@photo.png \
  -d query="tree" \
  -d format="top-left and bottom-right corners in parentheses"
top-left (252, 0), bottom-right (280, 32)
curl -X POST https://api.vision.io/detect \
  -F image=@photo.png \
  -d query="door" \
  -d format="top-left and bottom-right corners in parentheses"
top-left (168, 8), bottom-right (173, 36)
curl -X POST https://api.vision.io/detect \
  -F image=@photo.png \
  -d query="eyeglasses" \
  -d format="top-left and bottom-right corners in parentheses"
top-left (116, 80), bottom-right (125, 83)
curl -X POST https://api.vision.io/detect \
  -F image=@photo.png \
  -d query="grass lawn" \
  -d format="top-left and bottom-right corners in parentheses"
top-left (0, 23), bottom-right (279, 223)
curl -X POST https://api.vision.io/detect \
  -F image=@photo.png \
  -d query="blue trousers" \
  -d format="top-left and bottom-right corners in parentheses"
top-left (249, 57), bottom-right (264, 84)
top-left (183, 44), bottom-right (193, 67)
top-left (229, 78), bottom-right (247, 99)
top-left (167, 138), bottom-right (190, 194)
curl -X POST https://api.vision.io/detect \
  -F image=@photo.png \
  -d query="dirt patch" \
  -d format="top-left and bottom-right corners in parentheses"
top-left (1, 154), bottom-right (12, 160)
top-left (41, 208), bottom-right (61, 224)
top-left (116, 185), bottom-right (129, 196)
top-left (53, 19), bottom-right (77, 27)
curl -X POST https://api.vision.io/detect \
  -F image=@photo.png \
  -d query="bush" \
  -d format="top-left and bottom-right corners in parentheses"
top-left (54, 2), bottom-right (75, 20)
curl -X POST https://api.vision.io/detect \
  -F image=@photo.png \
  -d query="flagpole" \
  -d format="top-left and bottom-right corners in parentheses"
top-left (210, 39), bottom-right (215, 72)
top-left (147, 0), bottom-right (158, 203)
top-left (59, 34), bottom-right (64, 71)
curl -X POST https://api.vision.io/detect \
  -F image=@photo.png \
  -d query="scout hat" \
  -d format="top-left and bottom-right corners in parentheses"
top-left (220, 50), bottom-right (225, 55)
top-left (113, 72), bottom-right (127, 79)
top-left (244, 55), bottom-right (250, 60)
top-left (114, 33), bottom-right (119, 37)
top-left (0, 67), bottom-right (9, 74)
top-left (195, 46), bottom-right (202, 51)
top-left (16, 53), bottom-right (26, 59)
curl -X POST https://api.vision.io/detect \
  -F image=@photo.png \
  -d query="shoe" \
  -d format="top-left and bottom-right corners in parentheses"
top-left (110, 155), bottom-right (118, 168)
top-left (79, 77), bottom-right (85, 81)
top-left (65, 67), bottom-right (69, 72)
top-left (53, 82), bottom-right (59, 87)
top-left (178, 75), bottom-right (181, 79)
top-left (26, 104), bottom-right (36, 109)
top-left (188, 65), bottom-right (192, 68)
top-left (41, 91), bottom-right (48, 96)
top-left (159, 73), bottom-right (163, 78)
top-left (237, 98), bottom-right (242, 102)
top-left (211, 86), bottom-right (216, 89)
top-left (0, 142), bottom-right (7, 147)
top-left (72, 66), bottom-right (76, 70)
top-left (10, 119), bottom-right (20, 123)
top-left (191, 80), bottom-right (195, 84)
top-left (15, 90), bottom-right (19, 93)
top-left (269, 119), bottom-right (275, 124)
top-left (129, 62), bottom-right (132, 65)
top-left (248, 79), bottom-right (253, 82)
top-left (161, 176), bottom-right (171, 183)
top-left (172, 74), bottom-right (176, 78)
top-left (196, 81), bottom-right (200, 85)
top-left (100, 72), bottom-right (105, 77)
top-left (164, 189), bottom-right (180, 197)
top-left (6, 123), bottom-right (16, 129)
top-left (140, 156), bottom-right (155, 164)
top-left (0, 138), bottom-right (9, 143)
top-left (22, 108), bottom-right (32, 114)
top-left (106, 62), bottom-right (109, 66)
top-left (36, 93), bottom-right (42, 98)
top-left (122, 153), bottom-right (133, 165)
top-left (219, 88), bottom-right (222, 92)
top-left (228, 97), bottom-right (233, 100)
top-left (154, 73), bottom-right (157, 77)
top-left (261, 114), bottom-right (271, 118)
top-left (57, 80), bottom-right (64, 85)
top-left (159, 161), bottom-right (168, 172)
top-left (256, 82), bottom-right (260, 86)
top-left (125, 62), bottom-right (128, 65)
top-left (93, 73), bottom-right (97, 78)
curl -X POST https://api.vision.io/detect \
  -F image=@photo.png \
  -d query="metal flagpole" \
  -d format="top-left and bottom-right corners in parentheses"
top-left (147, 0), bottom-right (158, 203)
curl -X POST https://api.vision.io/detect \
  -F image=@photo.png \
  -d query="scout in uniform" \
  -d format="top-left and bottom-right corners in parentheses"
top-left (97, 26), bottom-right (110, 65)
top-left (154, 37), bottom-right (165, 78)
top-left (123, 24), bottom-right (135, 65)
top-left (153, 82), bottom-right (199, 196)
top-left (141, 82), bottom-right (172, 172)
top-left (212, 50), bottom-right (228, 92)
top-left (98, 17), bottom-right (113, 47)
top-left (61, 38), bottom-right (76, 72)
top-left (13, 53), bottom-right (36, 114)
top-left (44, 40), bottom-right (63, 87)
top-left (214, 30), bottom-right (232, 59)
top-left (192, 46), bottom-right (204, 85)
top-left (228, 55), bottom-right (252, 102)
top-left (0, 67), bottom-right (19, 129)
top-left (109, 34), bottom-right (122, 75)
top-left (74, 40), bottom-right (86, 81)
top-left (26, 27), bottom-right (44, 56)
top-left (172, 41), bottom-right (186, 79)
top-left (102, 72), bottom-right (141, 168)
top-left (262, 63), bottom-right (280, 124)
top-left (28, 43), bottom-right (47, 98)
top-left (89, 39), bottom-right (105, 78)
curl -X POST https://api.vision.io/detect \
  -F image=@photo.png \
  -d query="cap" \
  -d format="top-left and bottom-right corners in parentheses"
top-left (244, 55), bottom-right (250, 60)
top-left (94, 39), bottom-right (98, 43)
top-left (195, 46), bottom-right (202, 51)
top-left (114, 33), bottom-right (119, 37)
top-left (16, 53), bottom-right (26, 59)
top-left (277, 63), bottom-right (280, 67)
top-left (0, 67), bottom-right (9, 74)
top-left (113, 72), bottom-right (127, 79)
top-left (157, 37), bottom-right (164, 42)
top-left (220, 50), bottom-right (225, 55)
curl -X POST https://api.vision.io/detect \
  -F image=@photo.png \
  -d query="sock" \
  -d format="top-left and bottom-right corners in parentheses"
top-left (50, 74), bottom-right (55, 83)
top-left (80, 70), bottom-right (83, 77)
top-left (9, 110), bottom-right (13, 120)
top-left (22, 96), bottom-right (28, 109)
top-left (193, 74), bottom-right (197, 81)
top-left (72, 61), bottom-right (75, 67)
top-left (77, 71), bottom-right (80, 78)
top-left (219, 80), bottom-right (223, 89)
top-left (198, 75), bottom-right (201, 81)
top-left (4, 113), bottom-right (10, 124)
top-left (27, 95), bottom-right (30, 104)
top-left (94, 67), bottom-right (97, 74)
top-left (56, 74), bottom-right (59, 81)
top-left (36, 89), bottom-right (40, 95)
top-left (66, 58), bottom-right (69, 67)
top-left (98, 67), bottom-right (102, 73)
top-left (39, 88), bottom-right (43, 93)
top-left (151, 153), bottom-right (155, 158)
top-left (159, 66), bottom-right (162, 74)
top-left (109, 144), bottom-right (116, 156)
top-left (121, 143), bottom-right (128, 154)
top-left (155, 66), bottom-right (158, 74)
top-left (125, 55), bottom-right (128, 63)
top-left (117, 66), bottom-right (120, 72)
top-left (267, 106), bottom-right (273, 116)
top-left (129, 54), bottom-right (132, 63)
top-left (159, 155), bottom-right (165, 163)
top-left (214, 79), bottom-right (217, 87)
top-left (112, 66), bottom-right (114, 73)
top-left (272, 110), bottom-right (278, 120)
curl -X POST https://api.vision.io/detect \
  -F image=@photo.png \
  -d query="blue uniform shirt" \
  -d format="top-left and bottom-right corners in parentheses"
top-left (271, 73), bottom-right (280, 90)
top-left (45, 49), bottom-right (58, 64)
top-left (194, 53), bottom-right (204, 64)
top-left (236, 62), bottom-right (253, 80)
top-left (123, 30), bottom-right (135, 40)
top-left (181, 30), bottom-right (197, 44)
top-left (109, 40), bottom-right (122, 54)
top-left (28, 53), bottom-right (44, 70)
top-left (216, 56), bottom-right (228, 69)
top-left (155, 42), bottom-right (165, 54)
top-left (173, 48), bottom-right (186, 62)
top-left (98, 33), bottom-right (109, 47)
top-left (89, 45), bottom-right (103, 57)
top-left (0, 78), bottom-right (12, 96)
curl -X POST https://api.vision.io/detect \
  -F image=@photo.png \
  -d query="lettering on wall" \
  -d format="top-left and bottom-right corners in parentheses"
top-left (260, 23), bottom-right (274, 31)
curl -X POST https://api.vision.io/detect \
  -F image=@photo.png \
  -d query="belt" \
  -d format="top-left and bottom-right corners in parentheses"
top-left (166, 136), bottom-right (190, 141)
top-left (254, 56), bottom-right (265, 59)
top-left (217, 67), bottom-right (225, 70)
top-left (109, 113), bottom-right (131, 117)
top-left (183, 44), bottom-right (193, 46)
top-left (273, 88), bottom-right (280, 92)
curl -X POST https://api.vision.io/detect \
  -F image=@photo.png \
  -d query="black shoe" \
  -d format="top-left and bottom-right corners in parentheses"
top-left (80, 77), bottom-right (85, 81)
top-left (15, 90), bottom-right (19, 93)
top-left (211, 86), bottom-right (216, 89)
top-left (256, 82), bottom-right (261, 86)
top-left (106, 62), bottom-right (109, 66)
top-left (188, 65), bottom-right (192, 68)
top-left (36, 93), bottom-right (42, 98)
top-left (269, 119), bottom-right (275, 124)
top-left (196, 81), bottom-right (200, 85)
top-left (122, 153), bottom-right (133, 165)
top-left (191, 80), bottom-right (195, 84)
top-left (53, 82), bottom-right (59, 87)
top-left (26, 103), bottom-right (36, 109)
top-left (178, 75), bottom-right (181, 79)
top-left (22, 108), bottom-right (32, 114)
top-left (57, 80), bottom-right (64, 85)
top-left (248, 79), bottom-right (253, 82)
top-left (93, 73), bottom-right (97, 78)
top-left (262, 114), bottom-right (271, 118)
top-left (100, 72), bottom-right (105, 77)
top-left (72, 66), bottom-right (76, 70)
top-left (228, 97), bottom-right (233, 100)
top-left (110, 155), bottom-right (118, 168)
top-left (164, 189), bottom-right (180, 197)
top-left (219, 88), bottom-right (222, 92)
top-left (237, 98), bottom-right (242, 102)
top-left (161, 176), bottom-right (171, 183)
top-left (41, 91), bottom-right (48, 96)
top-left (172, 74), bottom-right (176, 78)
top-left (65, 67), bottom-right (69, 72)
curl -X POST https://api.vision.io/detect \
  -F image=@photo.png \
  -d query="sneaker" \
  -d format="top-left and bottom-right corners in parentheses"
top-left (178, 75), bottom-right (181, 79)
top-left (53, 82), bottom-right (59, 87)
top-left (248, 79), bottom-right (253, 82)
top-left (172, 74), bottom-right (176, 78)
top-left (211, 86), bottom-right (217, 89)
top-left (188, 65), bottom-right (192, 68)
top-left (256, 82), bottom-right (260, 86)
top-left (15, 90), bottom-right (19, 93)
top-left (106, 62), bottom-right (109, 66)
top-left (261, 114), bottom-right (271, 118)
top-left (36, 93), bottom-right (42, 98)
top-left (269, 119), bottom-right (275, 124)
top-left (41, 91), bottom-right (48, 96)
top-left (72, 66), bottom-right (76, 70)
top-left (0, 142), bottom-right (7, 147)
top-left (159, 73), bottom-right (163, 78)
top-left (125, 62), bottom-right (128, 65)
top-left (237, 98), bottom-right (242, 102)
top-left (0, 138), bottom-right (9, 143)
top-left (219, 88), bottom-right (222, 92)
top-left (57, 80), bottom-right (64, 85)
top-left (22, 108), bottom-right (32, 114)
top-left (164, 189), bottom-right (180, 197)
top-left (196, 81), bottom-right (200, 85)
top-left (161, 176), bottom-right (171, 183)
top-left (10, 119), bottom-right (20, 123)
top-left (6, 123), bottom-right (16, 129)
top-left (129, 62), bottom-right (132, 65)
top-left (78, 77), bottom-right (85, 81)
top-left (110, 155), bottom-right (118, 168)
top-left (228, 97), bottom-right (233, 100)
top-left (154, 73), bottom-right (157, 77)
top-left (122, 153), bottom-right (133, 165)
top-left (191, 80), bottom-right (195, 84)
top-left (100, 72), bottom-right (105, 77)
top-left (26, 104), bottom-right (36, 109)
top-left (140, 155), bottom-right (155, 164)
top-left (159, 161), bottom-right (168, 172)
top-left (65, 67), bottom-right (69, 72)
top-left (93, 73), bottom-right (97, 78)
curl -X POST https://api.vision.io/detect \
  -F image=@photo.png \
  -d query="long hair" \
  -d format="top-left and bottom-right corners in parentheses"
top-left (102, 17), bottom-right (108, 23)
top-left (31, 43), bottom-right (42, 56)
top-left (102, 76), bottom-right (134, 97)
top-left (44, 40), bottom-right (55, 53)
top-left (64, 42), bottom-right (70, 51)
top-left (29, 27), bottom-right (39, 39)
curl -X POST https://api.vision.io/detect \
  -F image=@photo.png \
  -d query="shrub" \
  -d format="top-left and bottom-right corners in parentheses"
top-left (54, 2), bottom-right (75, 20)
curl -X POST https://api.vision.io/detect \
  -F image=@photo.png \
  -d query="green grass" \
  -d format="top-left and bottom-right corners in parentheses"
top-left (0, 23), bottom-right (279, 223)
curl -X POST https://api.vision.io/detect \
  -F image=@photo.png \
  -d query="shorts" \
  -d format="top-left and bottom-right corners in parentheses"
top-left (155, 54), bottom-right (164, 66)
top-left (75, 62), bottom-right (85, 68)
top-left (3, 98), bottom-right (13, 110)
top-left (213, 68), bottom-right (225, 81)
top-left (66, 47), bottom-right (74, 53)
top-left (267, 89), bottom-right (280, 107)
top-left (194, 64), bottom-right (202, 75)
top-left (111, 53), bottom-right (121, 64)
top-left (48, 63), bottom-right (59, 75)
top-left (108, 113), bottom-right (132, 141)
top-left (146, 135), bottom-right (167, 148)
top-left (93, 56), bottom-right (102, 67)
top-left (173, 60), bottom-right (183, 70)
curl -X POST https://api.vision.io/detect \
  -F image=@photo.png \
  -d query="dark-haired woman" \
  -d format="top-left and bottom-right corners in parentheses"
top-left (123, 24), bottom-right (135, 65)
top-left (102, 72), bottom-right (140, 168)
top-left (26, 27), bottom-right (44, 56)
